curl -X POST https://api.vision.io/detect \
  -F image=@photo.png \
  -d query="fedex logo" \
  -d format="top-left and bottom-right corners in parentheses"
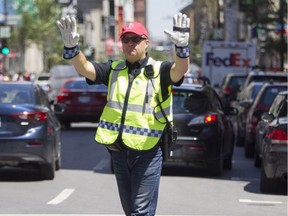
top-left (205, 52), bottom-right (251, 67)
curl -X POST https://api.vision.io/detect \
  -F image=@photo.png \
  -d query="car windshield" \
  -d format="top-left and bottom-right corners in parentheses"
top-left (173, 91), bottom-right (211, 114)
top-left (0, 85), bottom-right (33, 104)
top-left (260, 87), bottom-right (287, 106)
top-left (228, 76), bottom-right (246, 87)
top-left (251, 84), bottom-right (264, 99)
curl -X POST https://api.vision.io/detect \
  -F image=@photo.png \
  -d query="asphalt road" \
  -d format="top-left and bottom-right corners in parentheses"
top-left (0, 122), bottom-right (287, 216)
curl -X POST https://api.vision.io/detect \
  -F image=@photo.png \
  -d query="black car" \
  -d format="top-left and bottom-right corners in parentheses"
top-left (244, 83), bottom-right (287, 158)
top-left (259, 91), bottom-right (288, 193)
top-left (255, 91), bottom-right (288, 167)
top-left (235, 82), bottom-right (264, 146)
top-left (168, 83), bottom-right (237, 176)
top-left (0, 82), bottom-right (63, 180)
top-left (218, 73), bottom-right (247, 107)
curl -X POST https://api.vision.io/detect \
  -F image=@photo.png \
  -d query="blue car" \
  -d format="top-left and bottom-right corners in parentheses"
top-left (0, 81), bottom-right (63, 180)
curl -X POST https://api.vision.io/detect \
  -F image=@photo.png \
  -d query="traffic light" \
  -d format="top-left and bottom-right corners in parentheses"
top-left (1, 39), bottom-right (9, 55)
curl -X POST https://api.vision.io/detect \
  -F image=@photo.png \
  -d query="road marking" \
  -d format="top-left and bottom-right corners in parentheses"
top-left (239, 199), bottom-right (283, 205)
top-left (47, 188), bottom-right (75, 205)
top-left (93, 159), bottom-right (110, 171)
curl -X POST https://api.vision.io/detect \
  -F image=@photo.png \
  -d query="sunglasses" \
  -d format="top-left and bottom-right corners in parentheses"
top-left (121, 36), bottom-right (146, 44)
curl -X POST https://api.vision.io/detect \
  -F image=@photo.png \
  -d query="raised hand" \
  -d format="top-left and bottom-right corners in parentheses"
top-left (56, 16), bottom-right (79, 48)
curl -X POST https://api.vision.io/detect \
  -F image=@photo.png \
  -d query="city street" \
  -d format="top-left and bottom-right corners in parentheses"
top-left (0, 123), bottom-right (287, 216)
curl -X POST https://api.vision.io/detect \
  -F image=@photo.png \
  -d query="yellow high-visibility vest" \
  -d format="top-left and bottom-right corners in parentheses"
top-left (95, 57), bottom-right (173, 150)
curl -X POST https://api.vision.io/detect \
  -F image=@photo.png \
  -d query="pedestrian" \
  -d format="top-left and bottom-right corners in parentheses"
top-left (56, 13), bottom-right (190, 216)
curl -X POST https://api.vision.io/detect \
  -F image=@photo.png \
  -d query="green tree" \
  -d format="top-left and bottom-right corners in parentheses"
top-left (9, 0), bottom-right (64, 72)
top-left (240, 0), bottom-right (287, 71)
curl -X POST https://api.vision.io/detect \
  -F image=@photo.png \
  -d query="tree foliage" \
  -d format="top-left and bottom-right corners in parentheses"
top-left (9, 0), bottom-right (65, 71)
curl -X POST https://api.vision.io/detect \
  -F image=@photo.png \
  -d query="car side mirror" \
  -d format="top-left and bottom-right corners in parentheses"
top-left (225, 107), bottom-right (238, 115)
top-left (239, 100), bottom-right (252, 108)
top-left (261, 112), bottom-right (275, 123)
top-left (54, 103), bottom-right (66, 114)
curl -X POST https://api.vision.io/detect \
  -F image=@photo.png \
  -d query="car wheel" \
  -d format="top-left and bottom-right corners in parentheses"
top-left (40, 154), bottom-right (56, 180)
top-left (244, 140), bottom-right (254, 158)
top-left (62, 122), bottom-right (71, 129)
top-left (208, 158), bottom-right (223, 176)
top-left (55, 143), bottom-right (61, 171)
top-left (260, 162), bottom-right (277, 193)
top-left (223, 155), bottom-right (233, 170)
top-left (236, 126), bottom-right (244, 146)
top-left (254, 149), bottom-right (261, 168)
top-left (55, 156), bottom-right (61, 171)
top-left (40, 162), bottom-right (55, 180)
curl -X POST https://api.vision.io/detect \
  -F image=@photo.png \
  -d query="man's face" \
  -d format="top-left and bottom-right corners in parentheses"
top-left (121, 33), bottom-right (149, 63)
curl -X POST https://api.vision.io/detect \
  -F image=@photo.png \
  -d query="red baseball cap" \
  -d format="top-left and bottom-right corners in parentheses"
top-left (120, 22), bottom-right (149, 38)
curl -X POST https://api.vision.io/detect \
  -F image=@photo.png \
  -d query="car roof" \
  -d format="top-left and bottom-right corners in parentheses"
top-left (173, 83), bottom-right (205, 92)
top-left (226, 73), bottom-right (247, 78)
top-left (0, 81), bottom-right (34, 86)
top-left (261, 82), bottom-right (287, 87)
top-left (64, 77), bottom-right (86, 82)
top-left (247, 71), bottom-right (288, 77)
top-left (247, 81), bottom-right (266, 87)
top-left (278, 90), bottom-right (288, 96)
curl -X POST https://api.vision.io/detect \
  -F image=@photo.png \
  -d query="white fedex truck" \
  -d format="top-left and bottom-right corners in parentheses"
top-left (201, 41), bottom-right (257, 85)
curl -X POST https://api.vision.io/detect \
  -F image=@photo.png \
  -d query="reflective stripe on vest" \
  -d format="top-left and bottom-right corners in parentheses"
top-left (95, 57), bottom-right (173, 150)
top-left (98, 120), bottom-right (163, 138)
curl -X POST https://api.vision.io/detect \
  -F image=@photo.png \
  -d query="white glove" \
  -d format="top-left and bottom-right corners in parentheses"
top-left (56, 16), bottom-right (79, 48)
top-left (164, 13), bottom-right (190, 47)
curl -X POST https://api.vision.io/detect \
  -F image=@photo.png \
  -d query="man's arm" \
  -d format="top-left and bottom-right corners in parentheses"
top-left (56, 16), bottom-right (96, 81)
top-left (164, 13), bottom-right (190, 83)
top-left (71, 51), bottom-right (96, 81)
top-left (170, 54), bottom-right (189, 83)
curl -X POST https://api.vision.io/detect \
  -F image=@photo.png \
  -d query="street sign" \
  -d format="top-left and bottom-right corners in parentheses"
top-left (0, 26), bottom-right (11, 38)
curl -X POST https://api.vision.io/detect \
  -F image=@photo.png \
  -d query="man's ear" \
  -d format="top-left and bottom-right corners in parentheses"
top-left (145, 39), bottom-right (150, 48)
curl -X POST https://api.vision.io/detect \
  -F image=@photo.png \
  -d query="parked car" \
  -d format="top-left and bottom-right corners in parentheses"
top-left (0, 81), bottom-right (64, 180)
top-left (239, 71), bottom-right (288, 93)
top-left (218, 73), bottom-right (247, 107)
top-left (56, 77), bottom-right (108, 128)
top-left (255, 91), bottom-right (288, 168)
top-left (48, 65), bottom-right (80, 102)
top-left (244, 83), bottom-right (287, 158)
top-left (259, 91), bottom-right (288, 193)
top-left (34, 73), bottom-right (51, 98)
top-left (167, 83), bottom-right (237, 176)
top-left (235, 82), bottom-right (265, 146)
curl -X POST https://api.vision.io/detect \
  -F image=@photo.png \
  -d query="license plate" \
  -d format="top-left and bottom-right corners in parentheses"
top-left (78, 96), bottom-right (90, 103)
